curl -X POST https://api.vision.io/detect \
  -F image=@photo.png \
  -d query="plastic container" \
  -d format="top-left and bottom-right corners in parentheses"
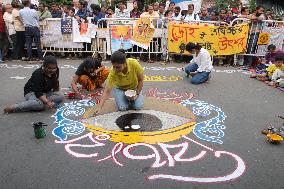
top-left (33, 122), bottom-right (47, 139)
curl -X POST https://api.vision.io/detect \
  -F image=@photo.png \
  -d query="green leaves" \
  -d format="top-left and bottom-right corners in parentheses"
top-left (41, 0), bottom-right (72, 6)
top-left (216, 0), bottom-right (241, 11)
top-left (248, 0), bottom-right (257, 13)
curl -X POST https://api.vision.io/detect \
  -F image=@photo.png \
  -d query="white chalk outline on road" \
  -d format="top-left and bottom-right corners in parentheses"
top-left (10, 76), bottom-right (26, 80)
top-left (0, 64), bottom-right (251, 75)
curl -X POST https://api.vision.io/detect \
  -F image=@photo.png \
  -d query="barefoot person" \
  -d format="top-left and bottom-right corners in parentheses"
top-left (184, 42), bottom-right (213, 85)
top-left (266, 55), bottom-right (284, 86)
top-left (71, 58), bottom-right (109, 99)
top-left (251, 55), bottom-right (284, 83)
top-left (4, 56), bottom-right (64, 113)
top-left (94, 49), bottom-right (144, 114)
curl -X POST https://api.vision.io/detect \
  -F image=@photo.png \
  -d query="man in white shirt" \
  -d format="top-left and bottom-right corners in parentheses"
top-left (140, 4), bottom-right (159, 19)
top-left (183, 4), bottom-right (199, 21)
top-left (114, 2), bottom-right (130, 18)
top-left (3, 3), bottom-right (16, 59)
top-left (172, 6), bottom-right (181, 20)
top-left (184, 42), bottom-right (213, 85)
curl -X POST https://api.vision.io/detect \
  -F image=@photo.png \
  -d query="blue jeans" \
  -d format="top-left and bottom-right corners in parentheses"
top-left (184, 63), bottom-right (210, 85)
top-left (113, 88), bottom-right (144, 111)
top-left (256, 63), bottom-right (267, 71)
top-left (25, 27), bottom-right (43, 59)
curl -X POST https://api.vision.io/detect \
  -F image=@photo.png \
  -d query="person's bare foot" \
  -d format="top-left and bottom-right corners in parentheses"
top-left (4, 106), bottom-right (15, 114)
top-left (267, 81), bottom-right (277, 87)
top-left (257, 77), bottom-right (268, 81)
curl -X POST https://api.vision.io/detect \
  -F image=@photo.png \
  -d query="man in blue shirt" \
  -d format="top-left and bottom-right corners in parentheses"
top-left (51, 2), bottom-right (62, 18)
top-left (75, 0), bottom-right (89, 22)
top-left (199, 8), bottom-right (211, 21)
top-left (19, 0), bottom-right (42, 61)
top-left (90, 4), bottom-right (105, 24)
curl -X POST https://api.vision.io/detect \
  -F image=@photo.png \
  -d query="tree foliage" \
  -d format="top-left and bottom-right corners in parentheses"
top-left (41, 0), bottom-right (72, 6)
top-left (216, 0), bottom-right (241, 11)
top-left (248, 0), bottom-right (257, 12)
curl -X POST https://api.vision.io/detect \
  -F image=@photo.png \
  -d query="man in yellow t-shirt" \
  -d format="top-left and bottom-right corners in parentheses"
top-left (94, 49), bottom-right (144, 113)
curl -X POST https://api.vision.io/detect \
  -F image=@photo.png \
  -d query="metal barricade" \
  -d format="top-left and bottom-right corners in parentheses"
top-left (231, 18), bottom-right (284, 57)
top-left (95, 18), bottom-right (229, 61)
top-left (230, 18), bottom-right (284, 65)
top-left (38, 17), bottom-right (284, 63)
top-left (96, 18), bottom-right (167, 61)
top-left (40, 18), bottom-right (95, 57)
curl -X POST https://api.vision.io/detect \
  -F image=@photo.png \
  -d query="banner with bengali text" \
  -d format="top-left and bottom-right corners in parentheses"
top-left (131, 18), bottom-right (155, 49)
top-left (61, 18), bottom-right (72, 34)
top-left (168, 22), bottom-right (249, 55)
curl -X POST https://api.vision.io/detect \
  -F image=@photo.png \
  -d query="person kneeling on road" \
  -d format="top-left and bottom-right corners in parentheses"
top-left (94, 49), bottom-right (144, 114)
top-left (4, 55), bottom-right (64, 113)
top-left (71, 58), bottom-right (109, 99)
top-left (183, 42), bottom-right (213, 85)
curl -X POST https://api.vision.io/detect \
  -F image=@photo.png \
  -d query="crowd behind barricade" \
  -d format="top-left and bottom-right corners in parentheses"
top-left (0, 0), bottom-right (284, 61)
top-left (1, 0), bottom-right (283, 114)
top-left (0, 0), bottom-right (284, 86)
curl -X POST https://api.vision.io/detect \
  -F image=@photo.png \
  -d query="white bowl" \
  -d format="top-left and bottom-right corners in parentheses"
top-left (125, 90), bottom-right (136, 98)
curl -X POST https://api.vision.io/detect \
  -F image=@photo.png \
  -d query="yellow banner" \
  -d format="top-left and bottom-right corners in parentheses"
top-left (168, 23), bottom-right (249, 55)
top-left (131, 18), bottom-right (155, 49)
top-left (258, 32), bottom-right (270, 45)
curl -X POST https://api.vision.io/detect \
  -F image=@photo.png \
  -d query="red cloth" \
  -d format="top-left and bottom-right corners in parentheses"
top-left (231, 8), bottom-right (238, 13)
top-left (0, 7), bottom-right (5, 32)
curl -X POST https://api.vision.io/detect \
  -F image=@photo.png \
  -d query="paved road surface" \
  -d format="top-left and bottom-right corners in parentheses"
top-left (0, 60), bottom-right (283, 189)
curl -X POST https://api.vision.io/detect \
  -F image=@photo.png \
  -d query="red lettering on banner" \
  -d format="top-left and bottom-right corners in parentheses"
top-left (171, 25), bottom-right (199, 42)
top-left (234, 36), bottom-right (246, 47)
top-left (219, 36), bottom-right (247, 51)
top-left (218, 37), bottom-right (235, 50)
